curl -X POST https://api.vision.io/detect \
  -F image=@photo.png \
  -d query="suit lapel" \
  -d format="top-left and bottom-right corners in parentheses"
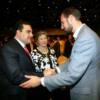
top-left (13, 39), bottom-right (33, 63)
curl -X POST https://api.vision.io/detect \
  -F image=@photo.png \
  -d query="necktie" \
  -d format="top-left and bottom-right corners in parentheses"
top-left (24, 47), bottom-right (30, 55)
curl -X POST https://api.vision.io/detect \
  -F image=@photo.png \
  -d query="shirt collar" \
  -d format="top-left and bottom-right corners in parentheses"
top-left (14, 37), bottom-right (25, 48)
top-left (73, 24), bottom-right (85, 40)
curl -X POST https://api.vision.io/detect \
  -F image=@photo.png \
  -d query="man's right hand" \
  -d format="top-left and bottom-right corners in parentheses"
top-left (19, 75), bottom-right (41, 88)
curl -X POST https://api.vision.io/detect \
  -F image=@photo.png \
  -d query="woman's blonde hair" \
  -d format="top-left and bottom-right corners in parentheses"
top-left (34, 30), bottom-right (48, 45)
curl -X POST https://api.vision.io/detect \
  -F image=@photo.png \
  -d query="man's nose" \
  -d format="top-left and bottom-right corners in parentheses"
top-left (30, 32), bottom-right (33, 37)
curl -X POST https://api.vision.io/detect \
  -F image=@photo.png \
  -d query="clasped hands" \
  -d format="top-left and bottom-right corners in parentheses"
top-left (19, 68), bottom-right (56, 88)
top-left (43, 68), bottom-right (56, 76)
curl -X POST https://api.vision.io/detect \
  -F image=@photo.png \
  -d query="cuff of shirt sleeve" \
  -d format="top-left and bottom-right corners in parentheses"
top-left (55, 67), bottom-right (61, 73)
top-left (40, 77), bottom-right (45, 87)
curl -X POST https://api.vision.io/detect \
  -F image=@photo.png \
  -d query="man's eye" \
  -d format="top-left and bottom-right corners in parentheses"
top-left (27, 30), bottom-right (31, 33)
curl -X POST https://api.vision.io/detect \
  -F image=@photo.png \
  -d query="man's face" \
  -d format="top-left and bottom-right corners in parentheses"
top-left (60, 14), bottom-right (72, 33)
top-left (18, 24), bottom-right (33, 44)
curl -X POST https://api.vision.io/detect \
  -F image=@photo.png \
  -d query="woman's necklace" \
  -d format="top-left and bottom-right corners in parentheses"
top-left (37, 47), bottom-right (48, 55)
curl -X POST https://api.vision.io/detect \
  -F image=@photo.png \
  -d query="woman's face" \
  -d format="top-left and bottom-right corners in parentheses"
top-left (37, 34), bottom-right (48, 47)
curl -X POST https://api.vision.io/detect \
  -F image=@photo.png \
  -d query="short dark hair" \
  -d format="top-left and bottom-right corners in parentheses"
top-left (62, 7), bottom-right (81, 20)
top-left (12, 19), bottom-right (31, 36)
top-left (14, 19), bottom-right (31, 31)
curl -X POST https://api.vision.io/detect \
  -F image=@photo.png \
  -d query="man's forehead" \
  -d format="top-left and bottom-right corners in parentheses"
top-left (23, 24), bottom-right (31, 28)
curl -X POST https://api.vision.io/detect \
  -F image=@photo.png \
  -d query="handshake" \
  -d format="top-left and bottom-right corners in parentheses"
top-left (19, 68), bottom-right (57, 88)
top-left (43, 68), bottom-right (57, 76)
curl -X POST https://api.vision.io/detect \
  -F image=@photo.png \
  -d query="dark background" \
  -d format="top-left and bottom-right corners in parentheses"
top-left (0, 0), bottom-right (100, 36)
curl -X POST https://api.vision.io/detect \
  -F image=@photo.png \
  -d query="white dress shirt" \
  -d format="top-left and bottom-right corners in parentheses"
top-left (14, 37), bottom-right (25, 48)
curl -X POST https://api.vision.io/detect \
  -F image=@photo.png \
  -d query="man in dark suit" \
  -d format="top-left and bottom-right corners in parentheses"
top-left (0, 20), bottom-right (36, 100)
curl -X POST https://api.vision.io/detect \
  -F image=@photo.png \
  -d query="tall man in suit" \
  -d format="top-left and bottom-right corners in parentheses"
top-left (20, 7), bottom-right (100, 100)
top-left (0, 20), bottom-right (36, 100)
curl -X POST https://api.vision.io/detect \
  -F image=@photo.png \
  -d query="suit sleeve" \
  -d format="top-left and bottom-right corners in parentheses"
top-left (1, 46), bottom-right (28, 85)
top-left (59, 60), bottom-right (69, 72)
top-left (44, 38), bottom-right (95, 91)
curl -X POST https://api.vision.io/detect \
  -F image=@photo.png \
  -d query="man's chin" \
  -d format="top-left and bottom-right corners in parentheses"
top-left (26, 41), bottom-right (30, 45)
top-left (27, 40), bottom-right (31, 44)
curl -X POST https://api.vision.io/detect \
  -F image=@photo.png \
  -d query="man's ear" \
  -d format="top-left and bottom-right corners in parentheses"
top-left (16, 30), bottom-right (19, 33)
top-left (68, 15), bottom-right (72, 23)
top-left (16, 30), bottom-right (20, 34)
top-left (68, 15), bottom-right (74, 23)
top-left (16, 30), bottom-right (21, 36)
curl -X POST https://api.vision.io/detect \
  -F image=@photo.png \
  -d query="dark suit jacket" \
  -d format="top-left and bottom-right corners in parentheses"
top-left (0, 39), bottom-right (40, 96)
